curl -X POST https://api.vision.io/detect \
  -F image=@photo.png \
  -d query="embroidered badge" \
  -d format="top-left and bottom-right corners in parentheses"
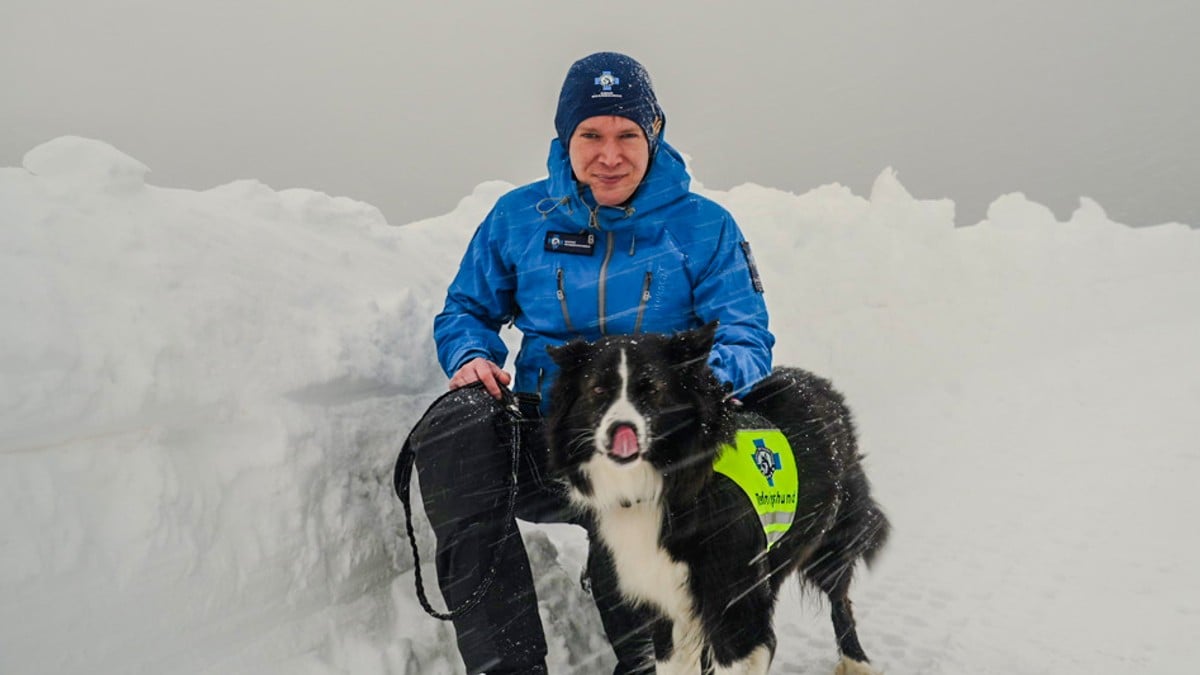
top-left (545, 231), bottom-right (596, 256)
top-left (740, 241), bottom-right (765, 293)
top-left (595, 71), bottom-right (619, 90)
top-left (592, 70), bottom-right (623, 99)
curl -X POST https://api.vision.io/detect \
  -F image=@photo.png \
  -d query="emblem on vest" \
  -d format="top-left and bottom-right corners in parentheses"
top-left (753, 438), bottom-right (782, 487)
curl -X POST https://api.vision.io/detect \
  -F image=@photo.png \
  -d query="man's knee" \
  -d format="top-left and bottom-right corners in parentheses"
top-left (412, 385), bottom-right (505, 461)
top-left (412, 385), bottom-right (513, 521)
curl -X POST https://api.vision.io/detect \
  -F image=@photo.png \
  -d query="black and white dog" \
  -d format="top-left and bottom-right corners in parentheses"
top-left (546, 323), bottom-right (890, 674)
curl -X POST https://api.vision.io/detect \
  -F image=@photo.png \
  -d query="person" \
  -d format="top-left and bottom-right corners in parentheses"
top-left (408, 52), bottom-right (775, 674)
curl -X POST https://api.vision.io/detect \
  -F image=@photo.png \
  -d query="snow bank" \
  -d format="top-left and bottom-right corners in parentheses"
top-left (1, 136), bottom-right (489, 674)
top-left (2, 137), bottom-right (1198, 674)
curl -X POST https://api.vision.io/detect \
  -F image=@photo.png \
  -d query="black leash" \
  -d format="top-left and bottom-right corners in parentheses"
top-left (393, 384), bottom-right (523, 621)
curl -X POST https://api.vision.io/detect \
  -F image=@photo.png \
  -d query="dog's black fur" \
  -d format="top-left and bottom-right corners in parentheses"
top-left (546, 323), bottom-right (890, 673)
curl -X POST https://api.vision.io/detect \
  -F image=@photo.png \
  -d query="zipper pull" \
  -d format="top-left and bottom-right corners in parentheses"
top-left (556, 268), bottom-right (576, 332)
top-left (633, 271), bottom-right (653, 334)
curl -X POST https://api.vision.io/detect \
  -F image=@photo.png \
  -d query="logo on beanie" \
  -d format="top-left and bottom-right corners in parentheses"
top-left (595, 71), bottom-right (620, 90)
top-left (592, 70), bottom-right (623, 99)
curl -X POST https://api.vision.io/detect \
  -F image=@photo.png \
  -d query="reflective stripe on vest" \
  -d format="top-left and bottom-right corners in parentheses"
top-left (712, 428), bottom-right (798, 549)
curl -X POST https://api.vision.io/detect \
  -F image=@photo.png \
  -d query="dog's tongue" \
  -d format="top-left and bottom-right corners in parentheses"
top-left (610, 425), bottom-right (640, 459)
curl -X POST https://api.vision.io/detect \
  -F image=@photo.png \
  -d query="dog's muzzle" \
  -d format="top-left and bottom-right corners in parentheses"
top-left (606, 423), bottom-right (641, 464)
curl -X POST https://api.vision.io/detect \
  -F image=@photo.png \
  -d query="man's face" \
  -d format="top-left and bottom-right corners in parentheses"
top-left (568, 115), bottom-right (649, 207)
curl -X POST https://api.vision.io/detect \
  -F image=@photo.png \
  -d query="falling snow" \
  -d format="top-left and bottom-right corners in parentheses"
top-left (1, 137), bottom-right (1198, 674)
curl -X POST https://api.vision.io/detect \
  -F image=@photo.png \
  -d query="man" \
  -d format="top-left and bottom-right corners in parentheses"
top-left (411, 52), bottom-right (774, 674)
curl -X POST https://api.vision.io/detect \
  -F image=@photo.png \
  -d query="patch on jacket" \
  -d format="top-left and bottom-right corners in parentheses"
top-left (740, 241), bottom-right (764, 293)
top-left (545, 231), bottom-right (596, 256)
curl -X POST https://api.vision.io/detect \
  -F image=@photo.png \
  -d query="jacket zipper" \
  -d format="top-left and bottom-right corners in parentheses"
top-left (587, 204), bottom-right (634, 336)
top-left (597, 231), bottom-right (615, 335)
top-left (556, 268), bottom-right (576, 332)
top-left (632, 271), bottom-right (653, 334)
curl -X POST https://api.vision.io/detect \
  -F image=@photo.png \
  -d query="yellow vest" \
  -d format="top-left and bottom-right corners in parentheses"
top-left (712, 429), bottom-right (798, 549)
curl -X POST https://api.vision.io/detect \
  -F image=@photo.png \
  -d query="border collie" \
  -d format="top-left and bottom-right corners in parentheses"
top-left (546, 323), bottom-right (890, 674)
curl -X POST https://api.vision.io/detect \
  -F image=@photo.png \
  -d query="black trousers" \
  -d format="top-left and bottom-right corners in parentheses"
top-left (408, 384), bottom-right (654, 674)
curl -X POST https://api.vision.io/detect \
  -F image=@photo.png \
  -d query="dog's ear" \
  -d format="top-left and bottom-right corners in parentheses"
top-left (547, 339), bottom-right (591, 371)
top-left (670, 321), bottom-right (718, 368)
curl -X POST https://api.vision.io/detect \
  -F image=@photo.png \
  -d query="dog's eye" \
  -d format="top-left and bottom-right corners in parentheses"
top-left (592, 385), bottom-right (608, 395)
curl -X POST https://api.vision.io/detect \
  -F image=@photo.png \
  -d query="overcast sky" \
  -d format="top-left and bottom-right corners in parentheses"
top-left (3, 0), bottom-right (1196, 227)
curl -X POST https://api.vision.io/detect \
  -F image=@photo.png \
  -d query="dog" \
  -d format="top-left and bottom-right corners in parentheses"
top-left (546, 323), bottom-right (890, 674)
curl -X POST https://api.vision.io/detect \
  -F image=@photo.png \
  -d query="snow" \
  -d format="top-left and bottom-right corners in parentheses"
top-left (2, 136), bottom-right (1198, 674)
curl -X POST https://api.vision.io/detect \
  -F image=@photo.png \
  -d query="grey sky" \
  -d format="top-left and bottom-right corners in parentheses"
top-left (2, 0), bottom-right (1196, 227)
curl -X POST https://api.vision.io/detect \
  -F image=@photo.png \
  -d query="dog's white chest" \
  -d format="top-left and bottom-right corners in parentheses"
top-left (595, 502), bottom-right (693, 620)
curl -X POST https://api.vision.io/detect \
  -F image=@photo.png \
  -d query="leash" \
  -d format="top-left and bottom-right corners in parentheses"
top-left (393, 384), bottom-right (523, 621)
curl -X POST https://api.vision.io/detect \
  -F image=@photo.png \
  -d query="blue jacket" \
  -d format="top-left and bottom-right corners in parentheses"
top-left (434, 139), bottom-right (774, 409)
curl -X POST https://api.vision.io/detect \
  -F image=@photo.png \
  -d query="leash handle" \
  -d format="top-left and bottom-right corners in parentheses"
top-left (394, 384), bottom-right (523, 621)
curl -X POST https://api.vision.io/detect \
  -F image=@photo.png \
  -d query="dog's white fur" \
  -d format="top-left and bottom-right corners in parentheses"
top-left (570, 347), bottom-right (772, 674)
top-left (834, 655), bottom-right (883, 675)
top-left (713, 646), bottom-right (772, 675)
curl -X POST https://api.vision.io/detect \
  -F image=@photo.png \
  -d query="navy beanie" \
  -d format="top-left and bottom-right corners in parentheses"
top-left (555, 52), bottom-right (665, 156)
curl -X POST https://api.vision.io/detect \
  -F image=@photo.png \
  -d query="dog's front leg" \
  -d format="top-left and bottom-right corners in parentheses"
top-left (711, 645), bottom-right (772, 675)
top-left (654, 616), bottom-right (704, 675)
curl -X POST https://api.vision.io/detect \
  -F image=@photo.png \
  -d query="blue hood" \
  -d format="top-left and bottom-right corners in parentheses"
top-left (542, 138), bottom-right (693, 232)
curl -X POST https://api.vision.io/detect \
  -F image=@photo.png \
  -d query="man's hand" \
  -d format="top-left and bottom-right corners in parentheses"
top-left (449, 358), bottom-right (512, 399)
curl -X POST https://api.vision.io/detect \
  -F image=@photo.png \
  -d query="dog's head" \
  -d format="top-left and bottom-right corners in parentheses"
top-left (545, 322), bottom-right (736, 510)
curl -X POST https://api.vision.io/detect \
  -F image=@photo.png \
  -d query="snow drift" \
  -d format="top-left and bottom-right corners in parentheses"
top-left (1, 137), bottom-right (1198, 674)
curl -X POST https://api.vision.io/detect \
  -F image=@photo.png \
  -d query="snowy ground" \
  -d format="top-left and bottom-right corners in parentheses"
top-left (2, 136), bottom-right (1198, 674)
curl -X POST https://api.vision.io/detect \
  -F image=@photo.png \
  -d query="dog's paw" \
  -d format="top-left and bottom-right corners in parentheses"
top-left (833, 655), bottom-right (882, 675)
